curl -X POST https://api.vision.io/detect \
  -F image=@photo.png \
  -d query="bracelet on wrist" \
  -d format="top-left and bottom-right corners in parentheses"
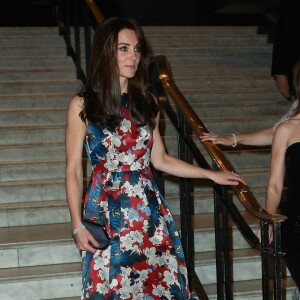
top-left (231, 133), bottom-right (237, 148)
top-left (72, 224), bottom-right (85, 236)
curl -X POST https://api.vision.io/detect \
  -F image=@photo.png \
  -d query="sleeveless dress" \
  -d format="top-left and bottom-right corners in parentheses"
top-left (282, 142), bottom-right (300, 289)
top-left (81, 94), bottom-right (194, 300)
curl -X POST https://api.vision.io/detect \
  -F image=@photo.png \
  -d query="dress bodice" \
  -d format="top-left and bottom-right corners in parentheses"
top-left (83, 94), bottom-right (153, 173)
top-left (285, 142), bottom-right (300, 197)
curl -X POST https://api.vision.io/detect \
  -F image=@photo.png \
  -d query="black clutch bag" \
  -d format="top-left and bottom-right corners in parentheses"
top-left (72, 220), bottom-right (110, 250)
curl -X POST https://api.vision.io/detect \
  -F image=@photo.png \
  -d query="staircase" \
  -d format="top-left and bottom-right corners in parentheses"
top-left (0, 26), bottom-right (294, 299)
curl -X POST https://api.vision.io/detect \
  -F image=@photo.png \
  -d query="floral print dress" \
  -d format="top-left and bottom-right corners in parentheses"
top-left (81, 94), bottom-right (194, 299)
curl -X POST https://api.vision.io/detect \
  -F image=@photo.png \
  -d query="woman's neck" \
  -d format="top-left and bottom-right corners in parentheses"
top-left (120, 78), bottom-right (128, 94)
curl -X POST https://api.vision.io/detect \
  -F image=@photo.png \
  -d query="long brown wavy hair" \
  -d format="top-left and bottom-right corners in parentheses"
top-left (79, 17), bottom-right (158, 129)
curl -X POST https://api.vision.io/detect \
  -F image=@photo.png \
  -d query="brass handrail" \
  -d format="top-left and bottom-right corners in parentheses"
top-left (86, 0), bottom-right (105, 23)
top-left (154, 54), bottom-right (287, 223)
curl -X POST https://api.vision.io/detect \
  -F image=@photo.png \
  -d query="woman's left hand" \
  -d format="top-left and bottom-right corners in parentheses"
top-left (210, 170), bottom-right (246, 186)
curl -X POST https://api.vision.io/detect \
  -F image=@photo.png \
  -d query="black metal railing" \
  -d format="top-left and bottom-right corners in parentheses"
top-left (57, 1), bottom-right (287, 299)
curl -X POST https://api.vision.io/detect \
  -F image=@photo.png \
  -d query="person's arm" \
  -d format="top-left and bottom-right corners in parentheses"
top-left (150, 112), bottom-right (246, 186)
top-left (271, 0), bottom-right (293, 100)
top-left (265, 124), bottom-right (288, 214)
top-left (65, 95), bottom-right (98, 252)
top-left (200, 127), bottom-right (275, 147)
top-left (200, 100), bottom-right (298, 147)
top-left (274, 75), bottom-right (291, 100)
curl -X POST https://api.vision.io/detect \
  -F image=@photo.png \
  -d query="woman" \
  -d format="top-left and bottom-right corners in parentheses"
top-left (200, 99), bottom-right (298, 147)
top-left (202, 60), bottom-right (300, 298)
top-left (264, 63), bottom-right (300, 294)
top-left (65, 17), bottom-right (245, 299)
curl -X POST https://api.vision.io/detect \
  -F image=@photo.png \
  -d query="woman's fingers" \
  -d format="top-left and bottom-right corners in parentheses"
top-left (74, 229), bottom-right (97, 253)
top-left (200, 132), bottom-right (232, 146)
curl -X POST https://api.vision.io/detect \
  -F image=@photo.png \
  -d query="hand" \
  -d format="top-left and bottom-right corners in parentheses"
top-left (73, 227), bottom-right (99, 253)
top-left (210, 170), bottom-right (246, 186)
top-left (274, 74), bottom-right (292, 101)
top-left (257, 225), bottom-right (273, 244)
top-left (200, 132), bottom-right (234, 147)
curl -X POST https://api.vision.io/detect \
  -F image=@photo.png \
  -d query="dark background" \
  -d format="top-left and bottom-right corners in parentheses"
top-left (0, 0), bottom-right (279, 26)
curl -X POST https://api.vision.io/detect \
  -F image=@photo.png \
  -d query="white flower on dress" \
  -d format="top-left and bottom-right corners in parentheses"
top-left (120, 266), bottom-right (132, 277)
top-left (152, 284), bottom-right (165, 297)
top-left (149, 232), bottom-right (163, 245)
top-left (94, 255), bottom-right (109, 270)
top-left (110, 132), bottom-right (122, 148)
top-left (104, 159), bottom-right (119, 171)
top-left (117, 152), bottom-right (126, 163)
top-left (119, 273), bottom-right (132, 299)
top-left (138, 269), bottom-right (149, 282)
top-left (131, 280), bottom-right (144, 297)
top-left (179, 264), bottom-right (188, 278)
top-left (96, 282), bottom-right (109, 295)
top-left (132, 181), bottom-right (145, 199)
top-left (135, 134), bottom-right (147, 150)
top-left (167, 252), bottom-right (178, 271)
top-left (122, 153), bottom-right (136, 165)
top-left (143, 148), bottom-right (151, 165)
top-left (120, 230), bottom-right (143, 252)
top-left (111, 278), bottom-right (119, 288)
top-left (163, 270), bottom-right (176, 285)
top-left (120, 119), bottom-right (131, 133)
top-left (145, 247), bottom-right (158, 266)
top-left (142, 219), bottom-right (149, 232)
top-left (123, 181), bottom-right (134, 197)
top-left (130, 160), bottom-right (142, 171)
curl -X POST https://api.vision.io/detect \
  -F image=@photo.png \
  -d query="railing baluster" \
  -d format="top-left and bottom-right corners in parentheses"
top-left (273, 222), bottom-right (283, 300)
top-left (222, 186), bottom-right (233, 300)
top-left (261, 220), bottom-right (270, 299)
top-left (213, 160), bottom-right (225, 300)
top-left (177, 109), bottom-right (195, 287)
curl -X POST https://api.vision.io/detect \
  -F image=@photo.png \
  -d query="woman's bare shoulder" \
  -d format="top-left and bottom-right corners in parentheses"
top-left (68, 95), bottom-right (84, 112)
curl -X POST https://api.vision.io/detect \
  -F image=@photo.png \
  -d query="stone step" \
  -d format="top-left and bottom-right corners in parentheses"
top-left (204, 278), bottom-right (296, 300)
top-left (0, 27), bottom-right (60, 36)
top-left (0, 136), bottom-right (271, 166)
top-left (0, 165), bottom-right (271, 205)
top-left (0, 93), bottom-right (71, 109)
top-left (0, 143), bottom-right (65, 163)
top-left (153, 45), bottom-right (273, 55)
top-left (0, 47), bottom-right (67, 56)
top-left (0, 125), bottom-right (65, 145)
top-left (0, 100), bottom-right (287, 127)
top-left (0, 88), bottom-right (284, 109)
top-left (0, 76), bottom-right (275, 92)
top-left (159, 116), bottom-right (280, 136)
top-left (0, 37), bottom-right (71, 48)
top-left (0, 90), bottom-right (284, 109)
top-left (0, 80), bottom-right (79, 94)
top-left (166, 54), bottom-right (271, 65)
top-left (0, 185), bottom-right (268, 227)
top-left (0, 109), bottom-right (67, 126)
top-left (147, 33), bottom-right (268, 43)
top-left (177, 89), bottom-right (285, 103)
top-left (169, 64), bottom-right (272, 77)
top-left (0, 68), bottom-right (76, 81)
top-left (0, 263), bottom-right (82, 300)
top-left (142, 26), bottom-right (261, 35)
top-left (0, 213), bottom-right (261, 264)
top-left (0, 35), bottom-right (267, 49)
top-left (0, 45), bottom-right (272, 57)
top-left (173, 76), bottom-right (275, 89)
top-left (0, 217), bottom-right (291, 287)
top-left (0, 114), bottom-right (279, 146)
top-left (0, 56), bottom-right (75, 68)
top-left (0, 26), bottom-right (260, 35)
top-left (0, 217), bottom-right (260, 267)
